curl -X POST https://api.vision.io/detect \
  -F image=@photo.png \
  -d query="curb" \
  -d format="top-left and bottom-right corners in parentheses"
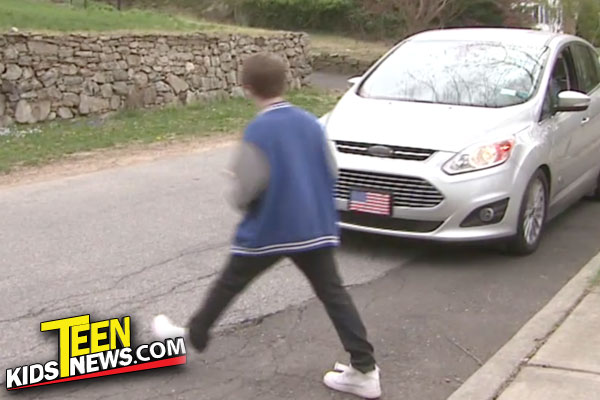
top-left (446, 250), bottom-right (600, 400)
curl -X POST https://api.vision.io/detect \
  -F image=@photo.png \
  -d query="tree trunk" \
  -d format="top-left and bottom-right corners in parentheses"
top-left (564, 14), bottom-right (577, 34)
top-left (561, 0), bottom-right (578, 34)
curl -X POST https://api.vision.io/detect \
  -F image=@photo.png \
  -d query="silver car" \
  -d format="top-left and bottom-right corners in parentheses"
top-left (321, 28), bottom-right (600, 254)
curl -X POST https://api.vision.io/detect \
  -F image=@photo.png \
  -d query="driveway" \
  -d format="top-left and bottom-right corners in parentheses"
top-left (1, 144), bottom-right (599, 399)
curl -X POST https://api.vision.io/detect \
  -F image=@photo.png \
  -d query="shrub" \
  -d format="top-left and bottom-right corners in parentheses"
top-left (446, 0), bottom-right (529, 29)
top-left (230, 0), bottom-right (355, 32)
top-left (576, 0), bottom-right (600, 46)
top-left (346, 8), bottom-right (405, 40)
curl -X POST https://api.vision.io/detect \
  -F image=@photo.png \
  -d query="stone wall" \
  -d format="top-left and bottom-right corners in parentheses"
top-left (0, 32), bottom-right (311, 125)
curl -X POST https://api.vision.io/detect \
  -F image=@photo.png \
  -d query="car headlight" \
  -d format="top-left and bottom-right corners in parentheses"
top-left (443, 138), bottom-right (515, 175)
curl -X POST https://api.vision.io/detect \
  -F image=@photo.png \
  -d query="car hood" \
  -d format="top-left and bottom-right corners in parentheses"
top-left (324, 93), bottom-right (534, 152)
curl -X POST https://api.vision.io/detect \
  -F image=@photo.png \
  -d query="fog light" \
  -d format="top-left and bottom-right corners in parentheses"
top-left (460, 198), bottom-right (510, 228)
top-left (479, 207), bottom-right (495, 223)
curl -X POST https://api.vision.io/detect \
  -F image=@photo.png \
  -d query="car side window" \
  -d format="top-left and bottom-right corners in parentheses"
top-left (570, 43), bottom-right (600, 94)
top-left (541, 89), bottom-right (553, 121)
top-left (540, 49), bottom-right (575, 120)
top-left (587, 47), bottom-right (600, 84)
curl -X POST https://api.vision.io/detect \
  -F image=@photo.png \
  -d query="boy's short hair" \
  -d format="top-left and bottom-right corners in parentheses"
top-left (241, 53), bottom-right (287, 99)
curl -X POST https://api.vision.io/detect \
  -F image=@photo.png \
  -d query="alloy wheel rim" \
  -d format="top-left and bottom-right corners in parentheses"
top-left (523, 179), bottom-right (546, 245)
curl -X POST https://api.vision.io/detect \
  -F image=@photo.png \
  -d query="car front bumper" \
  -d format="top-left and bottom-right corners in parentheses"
top-left (334, 150), bottom-right (526, 242)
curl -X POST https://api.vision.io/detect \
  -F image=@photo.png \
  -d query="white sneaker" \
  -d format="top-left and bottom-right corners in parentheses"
top-left (324, 363), bottom-right (381, 399)
top-left (152, 314), bottom-right (188, 340)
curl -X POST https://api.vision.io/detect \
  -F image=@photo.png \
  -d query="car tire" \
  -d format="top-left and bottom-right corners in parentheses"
top-left (506, 170), bottom-right (549, 256)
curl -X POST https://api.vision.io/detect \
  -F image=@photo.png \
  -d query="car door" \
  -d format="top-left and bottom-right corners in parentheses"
top-left (569, 43), bottom-right (600, 176)
top-left (540, 45), bottom-right (583, 197)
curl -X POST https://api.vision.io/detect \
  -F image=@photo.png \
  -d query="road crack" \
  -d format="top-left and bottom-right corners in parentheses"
top-left (444, 334), bottom-right (483, 366)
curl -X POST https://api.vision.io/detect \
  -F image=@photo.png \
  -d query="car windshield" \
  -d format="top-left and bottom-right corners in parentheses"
top-left (359, 40), bottom-right (549, 108)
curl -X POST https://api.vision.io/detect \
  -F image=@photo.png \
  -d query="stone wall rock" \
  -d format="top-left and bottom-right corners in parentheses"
top-left (0, 32), bottom-right (312, 124)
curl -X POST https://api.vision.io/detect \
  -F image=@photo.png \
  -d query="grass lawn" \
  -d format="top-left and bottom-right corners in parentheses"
top-left (0, 89), bottom-right (339, 174)
top-left (0, 0), bottom-right (206, 32)
top-left (593, 268), bottom-right (600, 287)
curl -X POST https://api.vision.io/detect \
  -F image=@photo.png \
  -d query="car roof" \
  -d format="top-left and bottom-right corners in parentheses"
top-left (408, 28), bottom-right (571, 48)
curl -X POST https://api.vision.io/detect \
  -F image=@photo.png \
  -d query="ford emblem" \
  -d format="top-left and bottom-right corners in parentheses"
top-left (367, 145), bottom-right (394, 158)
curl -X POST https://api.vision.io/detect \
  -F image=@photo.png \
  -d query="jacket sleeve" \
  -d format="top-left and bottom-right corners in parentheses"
top-left (227, 141), bottom-right (270, 212)
top-left (318, 114), bottom-right (338, 180)
top-left (325, 139), bottom-right (338, 180)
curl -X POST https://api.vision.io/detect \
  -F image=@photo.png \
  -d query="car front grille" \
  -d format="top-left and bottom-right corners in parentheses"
top-left (335, 169), bottom-right (444, 209)
top-left (335, 140), bottom-right (436, 161)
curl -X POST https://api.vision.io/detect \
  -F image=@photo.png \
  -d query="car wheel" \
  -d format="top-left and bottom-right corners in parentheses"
top-left (506, 170), bottom-right (549, 256)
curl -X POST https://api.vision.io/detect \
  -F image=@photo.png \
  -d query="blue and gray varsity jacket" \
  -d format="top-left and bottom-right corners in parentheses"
top-left (229, 102), bottom-right (339, 256)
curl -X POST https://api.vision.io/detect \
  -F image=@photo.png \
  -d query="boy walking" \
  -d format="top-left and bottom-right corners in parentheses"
top-left (153, 53), bottom-right (381, 399)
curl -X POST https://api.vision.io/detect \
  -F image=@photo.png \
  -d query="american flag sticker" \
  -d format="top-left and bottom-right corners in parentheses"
top-left (349, 190), bottom-right (392, 215)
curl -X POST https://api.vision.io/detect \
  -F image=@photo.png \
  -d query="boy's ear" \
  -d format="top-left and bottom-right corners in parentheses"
top-left (243, 84), bottom-right (264, 101)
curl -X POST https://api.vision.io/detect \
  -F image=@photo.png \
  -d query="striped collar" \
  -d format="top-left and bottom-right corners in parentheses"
top-left (259, 101), bottom-right (292, 115)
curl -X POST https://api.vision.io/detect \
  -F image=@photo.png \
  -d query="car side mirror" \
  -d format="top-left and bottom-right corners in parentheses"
top-left (347, 76), bottom-right (362, 87)
top-left (556, 91), bottom-right (591, 112)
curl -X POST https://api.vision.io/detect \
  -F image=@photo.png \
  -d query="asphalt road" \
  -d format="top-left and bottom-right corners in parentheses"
top-left (1, 142), bottom-right (600, 400)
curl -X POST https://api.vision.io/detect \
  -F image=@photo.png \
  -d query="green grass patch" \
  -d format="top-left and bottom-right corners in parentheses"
top-left (0, 89), bottom-right (339, 174)
top-left (0, 0), bottom-right (206, 32)
top-left (0, 0), bottom-right (287, 34)
top-left (593, 268), bottom-right (600, 287)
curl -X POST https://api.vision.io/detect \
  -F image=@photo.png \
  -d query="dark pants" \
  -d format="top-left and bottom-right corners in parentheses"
top-left (187, 247), bottom-right (376, 373)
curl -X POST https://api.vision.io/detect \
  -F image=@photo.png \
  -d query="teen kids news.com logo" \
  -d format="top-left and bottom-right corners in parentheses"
top-left (6, 315), bottom-right (186, 391)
